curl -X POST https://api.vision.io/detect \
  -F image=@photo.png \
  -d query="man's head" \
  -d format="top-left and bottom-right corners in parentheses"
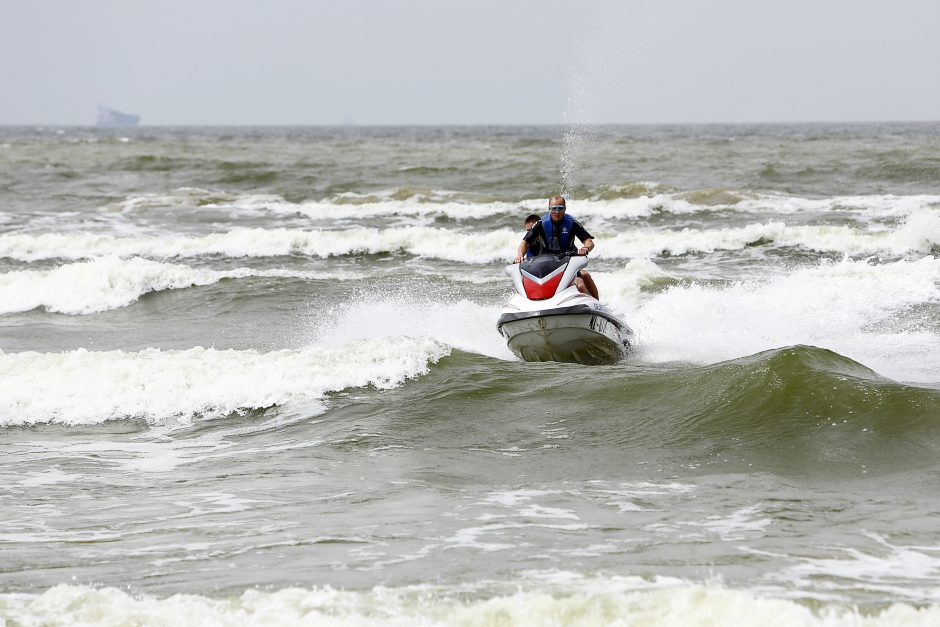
top-left (524, 214), bottom-right (539, 230)
top-left (548, 196), bottom-right (566, 222)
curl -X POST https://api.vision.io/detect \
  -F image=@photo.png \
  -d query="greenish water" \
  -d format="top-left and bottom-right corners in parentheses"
top-left (1, 124), bottom-right (939, 625)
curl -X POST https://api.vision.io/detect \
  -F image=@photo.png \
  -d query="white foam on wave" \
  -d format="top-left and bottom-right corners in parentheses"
top-left (311, 291), bottom-right (515, 362)
top-left (0, 578), bottom-right (936, 626)
top-left (107, 188), bottom-right (522, 221)
top-left (356, 191), bottom-right (940, 222)
top-left (0, 227), bottom-right (523, 263)
top-left (100, 187), bottom-right (284, 216)
top-left (594, 259), bottom-right (671, 305)
top-left (0, 257), bottom-right (357, 315)
top-left (105, 187), bottom-right (940, 222)
top-left (589, 192), bottom-right (940, 221)
top-left (582, 481), bottom-right (697, 513)
top-left (266, 196), bottom-right (523, 221)
top-left (4, 215), bottom-right (938, 264)
top-left (0, 337), bottom-right (449, 426)
top-left (605, 214), bottom-right (940, 258)
top-left (302, 259), bottom-right (669, 363)
top-left (755, 533), bottom-right (940, 605)
top-left (621, 256), bottom-right (940, 383)
top-left (646, 504), bottom-right (773, 542)
top-left (737, 193), bottom-right (940, 219)
top-left (306, 261), bottom-right (664, 364)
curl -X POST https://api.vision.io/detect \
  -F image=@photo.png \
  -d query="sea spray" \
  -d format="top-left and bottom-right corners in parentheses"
top-left (628, 257), bottom-right (940, 382)
top-left (310, 287), bottom-right (515, 361)
top-left (559, 0), bottom-right (638, 197)
top-left (560, 92), bottom-right (595, 197)
top-left (560, 41), bottom-right (598, 198)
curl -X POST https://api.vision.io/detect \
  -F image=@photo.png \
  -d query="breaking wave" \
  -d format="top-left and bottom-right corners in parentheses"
top-left (103, 187), bottom-right (940, 221)
top-left (2, 216), bottom-right (939, 263)
top-left (0, 227), bottom-right (520, 263)
top-left (418, 345), bottom-right (940, 473)
top-left (0, 257), bottom-right (357, 315)
top-left (605, 215), bottom-right (940, 258)
top-left (0, 578), bottom-right (937, 627)
top-left (0, 337), bottom-right (449, 426)
top-left (623, 256), bottom-right (940, 383)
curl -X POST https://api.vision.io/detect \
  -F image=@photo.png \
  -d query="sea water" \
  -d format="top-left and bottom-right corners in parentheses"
top-left (1, 124), bottom-right (939, 625)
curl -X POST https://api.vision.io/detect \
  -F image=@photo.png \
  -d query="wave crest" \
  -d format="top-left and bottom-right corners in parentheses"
top-left (568, 345), bottom-right (940, 471)
top-left (1, 580), bottom-right (936, 627)
top-left (0, 338), bottom-right (450, 426)
top-left (0, 257), bottom-right (353, 315)
top-left (2, 217), bottom-right (939, 263)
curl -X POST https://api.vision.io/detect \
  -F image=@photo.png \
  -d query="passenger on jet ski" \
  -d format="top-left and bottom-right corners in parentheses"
top-left (515, 196), bottom-right (599, 299)
top-left (523, 214), bottom-right (541, 257)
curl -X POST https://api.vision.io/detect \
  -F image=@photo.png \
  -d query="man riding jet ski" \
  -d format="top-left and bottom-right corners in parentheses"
top-left (498, 196), bottom-right (634, 365)
top-left (515, 196), bottom-right (598, 298)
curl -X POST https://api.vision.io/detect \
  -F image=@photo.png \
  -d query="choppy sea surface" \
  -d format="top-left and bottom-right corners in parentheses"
top-left (1, 124), bottom-right (939, 625)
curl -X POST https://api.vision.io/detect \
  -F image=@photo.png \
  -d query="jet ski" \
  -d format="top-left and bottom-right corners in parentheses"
top-left (497, 253), bottom-right (634, 365)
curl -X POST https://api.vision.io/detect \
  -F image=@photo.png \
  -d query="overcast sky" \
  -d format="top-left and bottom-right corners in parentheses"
top-left (2, 0), bottom-right (938, 125)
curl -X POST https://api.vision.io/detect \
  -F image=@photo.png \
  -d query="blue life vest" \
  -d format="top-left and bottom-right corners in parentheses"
top-left (541, 213), bottom-right (574, 253)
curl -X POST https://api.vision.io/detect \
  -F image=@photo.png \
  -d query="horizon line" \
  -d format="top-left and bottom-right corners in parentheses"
top-left (3, 118), bottom-right (940, 128)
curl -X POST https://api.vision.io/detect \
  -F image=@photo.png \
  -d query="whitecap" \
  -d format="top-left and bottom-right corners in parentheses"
top-left (0, 337), bottom-right (450, 426)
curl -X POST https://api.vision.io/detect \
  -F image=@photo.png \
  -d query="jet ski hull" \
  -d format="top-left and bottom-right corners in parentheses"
top-left (498, 256), bottom-right (634, 365)
top-left (497, 304), bottom-right (632, 365)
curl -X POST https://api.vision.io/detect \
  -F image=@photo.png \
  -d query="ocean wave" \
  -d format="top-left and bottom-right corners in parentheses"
top-left (513, 344), bottom-right (940, 472)
top-left (315, 295), bottom-right (515, 362)
top-left (316, 344), bottom-right (939, 471)
top-left (0, 338), bottom-right (449, 426)
top-left (594, 258), bottom-right (673, 303)
top-left (667, 346), bottom-right (940, 469)
top-left (0, 579), bottom-right (936, 626)
top-left (685, 345), bottom-right (939, 428)
top-left (732, 193), bottom-right (940, 218)
top-left (99, 187), bottom-right (281, 213)
top-left (103, 187), bottom-right (520, 220)
top-left (606, 214), bottom-right (940, 257)
top-left (102, 187), bottom-right (940, 221)
top-left (626, 256), bottom-right (940, 382)
top-left (0, 227), bottom-right (522, 263)
top-left (2, 216), bottom-right (939, 263)
top-left (761, 532), bottom-right (940, 606)
top-left (0, 257), bottom-right (355, 315)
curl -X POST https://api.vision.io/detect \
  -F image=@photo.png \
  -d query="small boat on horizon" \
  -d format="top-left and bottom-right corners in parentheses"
top-left (96, 106), bottom-right (140, 127)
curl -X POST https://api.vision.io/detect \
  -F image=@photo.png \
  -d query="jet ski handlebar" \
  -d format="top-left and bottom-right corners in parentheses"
top-left (513, 251), bottom-right (587, 264)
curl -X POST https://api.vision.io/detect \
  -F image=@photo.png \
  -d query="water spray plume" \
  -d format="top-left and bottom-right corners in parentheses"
top-left (559, 5), bottom-right (614, 199)
top-left (560, 60), bottom-right (592, 198)
top-left (559, 0), bottom-right (638, 198)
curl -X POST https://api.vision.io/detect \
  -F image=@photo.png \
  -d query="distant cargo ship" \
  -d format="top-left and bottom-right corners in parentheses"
top-left (96, 106), bottom-right (140, 127)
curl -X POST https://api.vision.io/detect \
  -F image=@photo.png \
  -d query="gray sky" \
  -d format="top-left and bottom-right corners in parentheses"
top-left (2, 0), bottom-right (938, 125)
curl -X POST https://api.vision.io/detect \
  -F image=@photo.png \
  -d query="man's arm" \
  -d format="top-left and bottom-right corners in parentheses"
top-left (573, 221), bottom-right (595, 255)
top-left (516, 221), bottom-right (542, 263)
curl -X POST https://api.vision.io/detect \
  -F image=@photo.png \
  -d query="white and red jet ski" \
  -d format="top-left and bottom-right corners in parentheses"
top-left (497, 254), bottom-right (634, 365)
